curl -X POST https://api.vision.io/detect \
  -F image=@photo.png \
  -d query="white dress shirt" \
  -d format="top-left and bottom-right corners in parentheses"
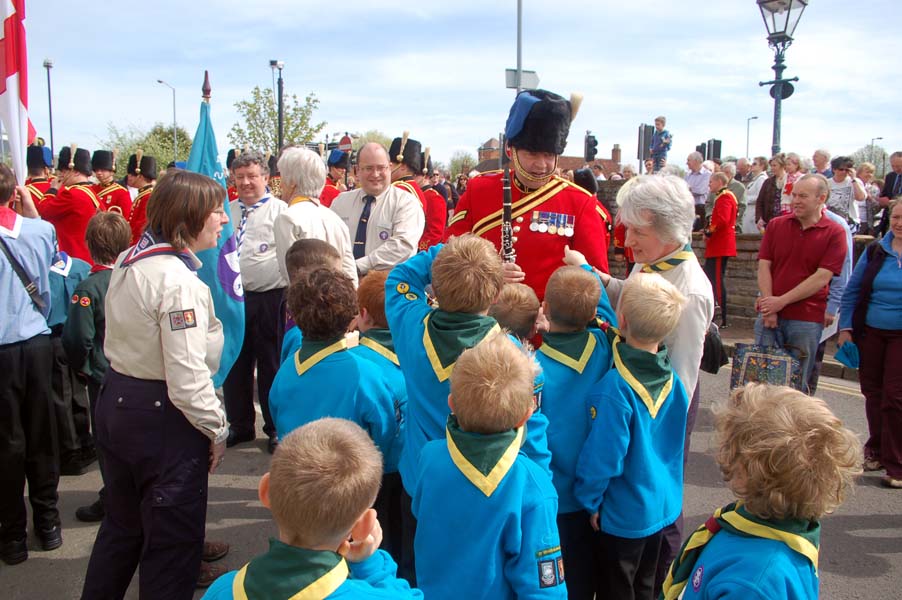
top-left (330, 186), bottom-right (425, 274)
top-left (230, 195), bottom-right (288, 292)
top-left (274, 197), bottom-right (358, 286)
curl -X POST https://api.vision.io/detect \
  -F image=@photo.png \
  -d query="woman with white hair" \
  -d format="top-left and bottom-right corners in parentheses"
top-left (272, 146), bottom-right (358, 285)
top-left (567, 174), bottom-right (714, 593)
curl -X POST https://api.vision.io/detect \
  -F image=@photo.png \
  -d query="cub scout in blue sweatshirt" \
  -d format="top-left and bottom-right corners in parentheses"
top-left (385, 235), bottom-right (551, 496)
top-left (662, 385), bottom-right (861, 600)
top-left (413, 333), bottom-right (566, 599)
top-left (535, 265), bottom-right (616, 598)
top-left (574, 273), bottom-right (690, 599)
top-left (202, 418), bottom-right (422, 600)
top-left (269, 268), bottom-right (400, 468)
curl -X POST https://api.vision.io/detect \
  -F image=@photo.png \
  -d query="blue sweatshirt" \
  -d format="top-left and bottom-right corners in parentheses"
top-left (269, 338), bottom-right (400, 472)
top-left (573, 336), bottom-right (688, 538)
top-left (280, 326), bottom-right (302, 364)
top-left (839, 231), bottom-right (902, 331)
top-left (48, 252), bottom-right (90, 328)
top-left (386, 245), bottom-right (552, 493)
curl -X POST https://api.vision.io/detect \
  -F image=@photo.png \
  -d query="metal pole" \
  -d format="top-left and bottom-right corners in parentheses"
top-left (516, 0), bottom-right (522, 93)
top-left (157, 80), bottom-right (177, 164)
top-left (746, 116), bottom-right (757, 159)
top-left (43, 59), bottom-right (54, 158)
top-left (277, 67), bottom-right (284, 151)
top-left (770, 48), bottom-right (785, 156)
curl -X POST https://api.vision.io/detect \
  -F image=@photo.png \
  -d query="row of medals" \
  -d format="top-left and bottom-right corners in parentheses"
top-left (528, 210), bottom-right (575, 237)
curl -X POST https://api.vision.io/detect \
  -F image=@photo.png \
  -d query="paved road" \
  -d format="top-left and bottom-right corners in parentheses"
top-left (2, 367), bottom-right (900, 599)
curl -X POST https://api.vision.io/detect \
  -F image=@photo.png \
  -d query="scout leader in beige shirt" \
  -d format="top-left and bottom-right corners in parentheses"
top-left (104, 239), bottom-right (228, 444)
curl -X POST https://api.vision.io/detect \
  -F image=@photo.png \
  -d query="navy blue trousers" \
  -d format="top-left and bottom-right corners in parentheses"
top-left (81, 370), bottom-right (208, 600)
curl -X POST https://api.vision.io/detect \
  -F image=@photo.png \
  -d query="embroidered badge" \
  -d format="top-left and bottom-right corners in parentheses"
top-left (692, 565), bottom-right (704, 592)
top-left (169, 309), bottom-right (198, 331)
top-left (379, 230), bottom-right (389, 240)
top-left (404, 292), bottom-right (418, 301)
top-left (80, 297), bottom-right (91, 307)
top-left (396, 282), bottom-right (410, 294)
top-left (258, 242), bottom-right (269, 253)
top-left (556, 556), bottom-right (565, 582)
top-left (71, 293), bottom-right (79, 304)
top-left (538, 560), bottom-right (558, 588)
top-left (590, 406), bottom-right (597, 420)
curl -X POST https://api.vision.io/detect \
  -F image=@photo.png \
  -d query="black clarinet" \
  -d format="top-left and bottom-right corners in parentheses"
top-left (500, 134), bottom-right (516, 263)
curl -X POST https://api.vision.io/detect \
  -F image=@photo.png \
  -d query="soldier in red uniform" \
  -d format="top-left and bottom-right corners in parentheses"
top-left (267, 153), bottom-right (283, 199)
top-left (41, 147), bottom-right (104, 264)
top-left (320, 149), bottom-right (349, 207)
top-left (125, 152), bottom-right (157, 243)
top-left (703, 172), bottom-right (738, 327)
top-left (226, 149), bottom-right (240, 202)
top-left (25, 143), bottom-right (53, 202)
top-left (91, 150), bottom-right (132, 220)
top-left (389, 134), bottom-right (444, 250)
top-left (445, 89), bottom-right (609, 299)
top-left (417, 149), bottom-right (447, 251)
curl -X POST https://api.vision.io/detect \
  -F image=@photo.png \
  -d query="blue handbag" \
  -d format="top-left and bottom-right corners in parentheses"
top-left (729, 329), bottom-right (803, 390)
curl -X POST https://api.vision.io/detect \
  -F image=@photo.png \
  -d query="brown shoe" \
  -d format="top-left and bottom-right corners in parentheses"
top-left (881, 475), bottom-right (902, 489)
top-left (197, 561), bottom-right (227, 588)
top-left (202, 540), bottom-right (230, 562)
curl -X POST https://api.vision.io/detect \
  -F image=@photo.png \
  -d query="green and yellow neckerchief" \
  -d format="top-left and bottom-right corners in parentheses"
top-left (611, 334), bottom-right (673, 418)
top-left (539, 331), bottom-right (597, 374)
top-left (233, 539), bottom-right (349, 600)
top-left (641, 244), bottom-right (695, 274)
top-left (446, 414), bottom-right (525, 497)
top-left (662, 502), bottom-right (820, 600)
top-left (359, 328), bottom-right (398, 366)
top-left (422, 312), bottom-right (500, 382)
top-left (294, 337), bottom-right (349, 376)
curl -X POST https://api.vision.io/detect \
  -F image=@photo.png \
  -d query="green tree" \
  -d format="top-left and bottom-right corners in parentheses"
top-left (850, 144), bottom-right (889, 178)
top-left (99, 122), bottom-right (193, 179)
top-left (450, 150), bottom-right (476, 177)
top-left (353, 129), bottom-right (392, 151)
top-left (228, 86), bottom-right (326, 152)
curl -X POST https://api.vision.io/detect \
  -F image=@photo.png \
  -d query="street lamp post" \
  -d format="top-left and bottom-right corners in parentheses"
top-left (270, 60), bottom-right (284, 152)
top-left (870, 136), bottom-right (883, 165)
top-left (156, 80), bottom-right (177, 163)
top-left (746, 116), bottom-right (758, 158)
top-left (757, 0), bottom-right (808, 156)
top-left (43, 59), bottom-right (54, 157)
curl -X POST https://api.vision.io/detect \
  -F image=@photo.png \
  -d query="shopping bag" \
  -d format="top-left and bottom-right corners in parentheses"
top-left (729, 334), bottom-right (802, 390)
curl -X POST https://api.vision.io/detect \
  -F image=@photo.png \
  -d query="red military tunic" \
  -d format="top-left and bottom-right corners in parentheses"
top-left (94, 181), bottom-right (133, 220)
top-left (320, 176), bottom-right (342, 207)
top-left (394, 177), bottom-right (443, 251)
top-left (25, 177), bottom-right (51, 202)
top-left (227, 185), bottom-right (239, 202)
top-left (420, 185), bottom-right (447, 251)
top-left (705, 189), bottom-right (737, 258)
top-left (446, 171), bottom-right (609, 299)
top-left (129, 185), bottom-right (154, 244)
top-left (39, 183), bottom-right (104, 265)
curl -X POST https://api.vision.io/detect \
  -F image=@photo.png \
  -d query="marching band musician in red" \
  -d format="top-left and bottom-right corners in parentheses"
top-left (126, 152), bottom-right (158, 244)
top-left (389, 133), bottom-right (444, 251)
top-left (92, 150), bottom-right (132, 220)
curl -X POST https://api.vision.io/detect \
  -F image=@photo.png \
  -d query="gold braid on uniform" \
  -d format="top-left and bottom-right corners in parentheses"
top-left (511, 148), bottom-right (558, 188)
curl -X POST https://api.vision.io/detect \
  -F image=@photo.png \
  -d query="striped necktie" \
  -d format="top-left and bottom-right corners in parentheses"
top-left (353, 195), bottom-right (376, 259)
top-left (893, 174), bottom-right (901, 197)
top-left (236, 197), bottom-right (269, 257)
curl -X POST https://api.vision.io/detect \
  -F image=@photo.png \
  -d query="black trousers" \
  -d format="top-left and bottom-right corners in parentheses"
top-left (596, 529), bottom-right (663, 600)
top-left (50, 333), bottom-right (92, 457)
top-left (223, 288), bottom-right (285, 438)
top-left (0, 334), bottom-right (59, 542)
top-left (398, 487), bottom-right (418, 587)
top-left (81, 370), bottom-right (209, 600)
top-left (703, 257), bottom-right (729, 325)
top-left (558, 511), bottom-right (597, 599)
top-left (374, 472), bottom-right (404, 568)
top-left (87, 379), bottom-right (106, 501)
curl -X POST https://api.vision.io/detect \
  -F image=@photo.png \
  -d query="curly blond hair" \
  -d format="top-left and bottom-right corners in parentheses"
top-left (714, 384), bottom-right (862, 521)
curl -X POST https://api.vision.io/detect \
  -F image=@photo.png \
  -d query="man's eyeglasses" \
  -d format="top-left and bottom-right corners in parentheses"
top-left (360, 165), bottom-right (390, 174)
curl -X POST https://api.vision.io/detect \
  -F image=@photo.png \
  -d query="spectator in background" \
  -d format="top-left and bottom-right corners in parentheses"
top-left (743, 156), bottom-right (769, 233)
top-left (735, 157), bottom-right (753, 184)
top-left (858, 162), bottom-right (880, 234)
top-left (876, 151), bottom-right (902, 236)
top-left (756, 153), bottom-right (787, 232)
top-left (780, 152), bottom-right (804, 215)
top-left (592, 163), bottom-right (606, 183)
top-left (827, 156), bottom-right (865, 229)
top-left (704, 172), bottom-right (738, 327)
top-left (644, 158), bottom-right (655, 174)
top-left (685, 151), bottom-right (710, 231)
top-left (812, 149), bottom-right (833, 178)
top-left (649, 115), bottom-right (673, 173)
top-left (622, 164), bottom-right (636, 180)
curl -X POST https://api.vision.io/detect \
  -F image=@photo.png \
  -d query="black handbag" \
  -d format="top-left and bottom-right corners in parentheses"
top-left (699, 321), bottom-right (729, 375)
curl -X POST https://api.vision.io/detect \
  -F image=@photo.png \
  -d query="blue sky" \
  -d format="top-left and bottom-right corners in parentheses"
top-left (23, 0), bottom-right (901, 171)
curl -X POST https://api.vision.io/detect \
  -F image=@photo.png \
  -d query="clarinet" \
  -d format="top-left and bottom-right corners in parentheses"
top-left (500, 133), bottom-right (517, 263)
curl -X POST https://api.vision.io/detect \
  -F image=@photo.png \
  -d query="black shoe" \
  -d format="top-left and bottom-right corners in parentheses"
top-left (75, 499), bottom-right (105, 523)
top-left (267, 435), bottom-right (279, 455)
top-left (0, 538), bottom-right (27, 565)
top-left (79, 446), bottom-right (98, 467)
top-left (60, 452), bottom-right (87, 476)
top-left (226, 429), bottom-right (255, 448)
top-left (37, 526), bottom-right (62, 551)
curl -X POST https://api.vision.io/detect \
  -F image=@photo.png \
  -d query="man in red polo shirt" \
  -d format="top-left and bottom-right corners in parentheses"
top-left (756, 173), bottom-right (847, 393)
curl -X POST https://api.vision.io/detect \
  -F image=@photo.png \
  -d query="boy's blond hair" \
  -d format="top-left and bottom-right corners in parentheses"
top-left (618, 273), bottom-right (686, 344)
top-left (489, 283), bottom-right (540, 340)
top-left (450, 332), bottom-right (538, 434)
top-left (269, 418), bottom-right (383, 546)
top-left (544, 266), bottom-right (599, 330)
top-left (715, 384), bottom-right (862, 521)
top-left (432, 235), bottom-right (504, 313)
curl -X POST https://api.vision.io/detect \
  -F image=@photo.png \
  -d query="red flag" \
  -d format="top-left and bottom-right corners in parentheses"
top-left (0, 0), bottom-right (37, 183)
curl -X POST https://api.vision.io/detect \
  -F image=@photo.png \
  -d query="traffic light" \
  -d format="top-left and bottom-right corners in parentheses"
top-left (706, 139), bottom-right (722, 160)
top-left (696, 143), bottom-right (707, 160)
top-left (584, 133), bottom-right (598, 162)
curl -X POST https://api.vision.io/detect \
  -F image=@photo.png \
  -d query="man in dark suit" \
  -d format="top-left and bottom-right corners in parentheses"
top-left (877, 151), bottom-right (902, 236)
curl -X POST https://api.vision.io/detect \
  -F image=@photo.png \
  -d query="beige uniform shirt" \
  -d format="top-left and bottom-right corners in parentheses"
top-left (104, 249), bottom-right (227, 443)
top-left (605, 248), bottom-right (714, 396)
top-left (273, 197), bottom-right (358, 286)
top-left (330, 186), bottom-right (424, 274)
top-left (229, 195), bottom-right (287, 292)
